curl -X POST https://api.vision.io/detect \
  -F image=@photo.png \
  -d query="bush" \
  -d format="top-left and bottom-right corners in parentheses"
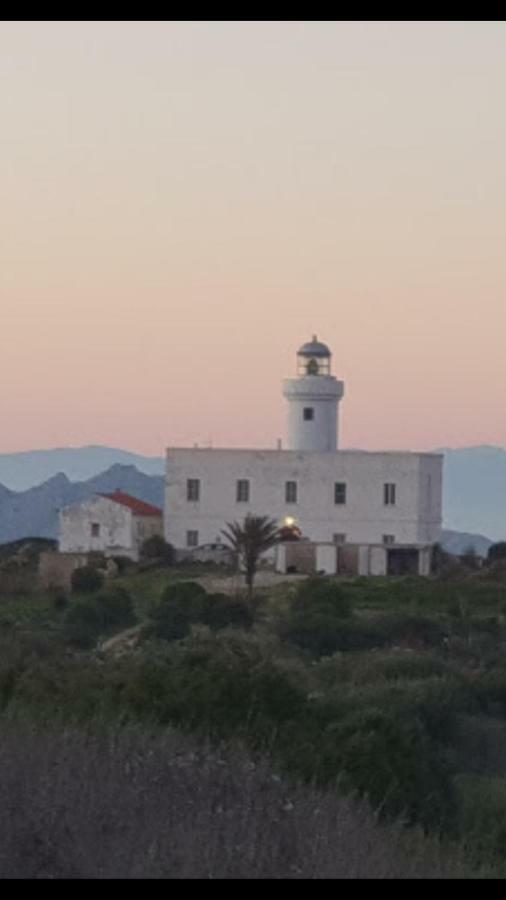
top-left (63, 600), bottom-right (103, 648)
top-left (149, 581), bottom-right (208, 641)
top-left (63, 588), bottom-right (136, 648)
top-left (319, 706), bottom-right (457, 830)
top-left (456, 775), bottom-right (506, 864)
top-left (94, 587), bottom-right (137, 631)
top-left (121, 630), bottom-right (308, 740)
top-left (111, 555), bottom-right (135, 575)
top-left (140, 535), bottom-right (174, 566)
top-left (149, 583), bottom-right (254, 641)
top-left (201, 593), bottom-right (254, 632)
top-left (71, 566), bottom-right (104, 594)
top-left (293, 577), bottom-right (353, 618)
top-left (487, 542), bottom-right (506, 565)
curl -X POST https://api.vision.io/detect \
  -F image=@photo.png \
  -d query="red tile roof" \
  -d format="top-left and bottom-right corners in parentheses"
top-left (99, 490), bottom-right (163, 517)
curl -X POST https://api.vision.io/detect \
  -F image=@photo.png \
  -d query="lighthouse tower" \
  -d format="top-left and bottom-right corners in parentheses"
top-left (282, 336), bottom-right (345, 452)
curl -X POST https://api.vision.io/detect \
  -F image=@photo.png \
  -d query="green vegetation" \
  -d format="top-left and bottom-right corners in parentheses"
top-left (3, 559), bottom-right (506, 875)
top-left (71, 565), bottom-right (104, 594)
top-left (221, 513), bottom-right (279, 597)
top-left (139, 534), bottom-right (174, 566)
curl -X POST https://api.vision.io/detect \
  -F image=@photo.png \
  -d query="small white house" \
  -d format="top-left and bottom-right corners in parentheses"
top-left (59, 490), bottom-right (163, 561)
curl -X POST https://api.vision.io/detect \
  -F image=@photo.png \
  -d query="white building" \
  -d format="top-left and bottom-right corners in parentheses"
top-left (59, 490), bottom-right (163, 561)
top-left (165, 338), bottom-right (443, 576)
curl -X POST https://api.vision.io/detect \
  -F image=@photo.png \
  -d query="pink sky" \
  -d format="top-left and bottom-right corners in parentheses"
top-left (1, 21), bottom-right (506, 455)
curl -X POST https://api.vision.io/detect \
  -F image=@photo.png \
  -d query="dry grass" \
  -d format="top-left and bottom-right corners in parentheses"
top-left (0, 724), bottom-right (480, 879)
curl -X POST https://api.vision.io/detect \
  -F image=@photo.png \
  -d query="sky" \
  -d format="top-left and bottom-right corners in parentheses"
top-left (1, 20), bottom-right (506, 455)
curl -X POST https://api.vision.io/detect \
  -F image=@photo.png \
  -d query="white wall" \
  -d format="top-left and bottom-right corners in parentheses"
top-left (59, 497), bottom-right (136, 559)
top-left (316, 544), bottom-right (338, 574)
top-left (164, 448), bottom-right (443, 551)
top-left (283, 375), bottom-right (344, 451)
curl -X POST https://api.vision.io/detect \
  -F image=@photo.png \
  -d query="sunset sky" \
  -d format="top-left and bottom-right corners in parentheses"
top-left (1, 21), bottom-right (506, 455)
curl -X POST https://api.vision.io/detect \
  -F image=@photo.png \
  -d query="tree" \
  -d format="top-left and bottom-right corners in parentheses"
top-left (139, 535), bottom-right (174, 566)
top-left (71, 566), bottom-right (104, 594)
top-left (461, 544), bottom-right (480, 570)
top-left (221, 514), bottom-right (280, 599)
top-left (487, 542), bottom-right (506, 565)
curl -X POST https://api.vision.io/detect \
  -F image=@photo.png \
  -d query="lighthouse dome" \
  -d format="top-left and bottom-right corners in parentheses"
top-left (297, 335), bottom-right (331, 358)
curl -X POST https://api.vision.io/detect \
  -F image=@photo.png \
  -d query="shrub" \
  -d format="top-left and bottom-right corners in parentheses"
top-left (140, 535), bottom-right (174, 566)
top-left (201, 593), bottom-right (254, 632)
top-left (63, 600), bottom-right (103, 648)
top-left (293, 577), bottom-right (353, 618)
top-left (487, 542), bottom-right (506, 565)
top-left (71, 566), bottom-right (104, 594)
top-left (111, 555), bottom-right (135, 575)
top-left (149, 583), bottom-right (254, 641)
top-left (456, 775), bottom-right (506, 865)
top-left (63, 588), bottom-right (137, 648)
top-left (149, 581), bottom-right (208, 641)
top-left (95, 587), bottom-right (137, 631)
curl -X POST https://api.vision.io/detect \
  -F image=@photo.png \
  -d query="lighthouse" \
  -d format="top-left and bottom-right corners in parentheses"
top-left (282, 335), bottom-right (345, 452)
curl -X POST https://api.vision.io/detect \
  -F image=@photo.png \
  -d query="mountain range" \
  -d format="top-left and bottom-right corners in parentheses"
top-left (0, 444), bottom-right (503, 553)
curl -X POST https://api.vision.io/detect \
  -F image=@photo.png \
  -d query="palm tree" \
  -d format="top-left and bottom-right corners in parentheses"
top-left (222, 514), bottom-right (280, 599)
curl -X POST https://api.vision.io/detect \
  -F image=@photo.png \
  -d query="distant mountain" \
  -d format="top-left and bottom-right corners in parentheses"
top-left (0, 465), bottom-right (164, 544)
top-left (440, 529), bottom-right (493, 558)
top-left (439, 446), bottom-right (506, 541)
top-left (1, 443), bottom-right (506, 542)
top-left (0, 446), bottom-right (164, 492)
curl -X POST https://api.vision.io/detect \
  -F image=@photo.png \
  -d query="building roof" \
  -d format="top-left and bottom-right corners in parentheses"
top-left (99, 490), bottom-right (163, 517)
top-left (297, 335), bottom-right (331, 358)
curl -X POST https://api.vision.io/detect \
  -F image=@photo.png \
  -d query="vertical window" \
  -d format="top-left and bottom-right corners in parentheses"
top-left (285, 481), bottom-right (297, 504)
top-left (383, 534), bottom-right (395, 545)
top-left (236, 479), bottom-right (250, 502)
top-left (187, 478), bottom-right (200, 502)
top-left (186, 530), bottom-right (199, 548)
top-left (334, 482), bottom-right (347, 505)
top-left (384, 483), bottom-right (396, 505)
top-left (91, 523), bottom-right (100, 537)
top-left (303, 407), bottom-right (314, 421)
top-left (333, 533), bottom-right (346, 545)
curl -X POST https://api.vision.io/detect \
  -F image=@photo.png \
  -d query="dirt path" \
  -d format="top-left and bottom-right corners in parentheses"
top-left (99, 625), bottom-right (143, 653)
top-left (193, 570), bottom-right (306, 596)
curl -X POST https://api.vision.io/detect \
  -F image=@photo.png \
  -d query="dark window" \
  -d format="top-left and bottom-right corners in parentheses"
top-left (285, 481), bottom-right (297, 503)
top-left (383, 534), bottom-right (395, 545)
top-left (187, 479), bottom-right (200, 501)
top-left (334, 482), bottom-right (347, 505)
top-left (333, 533), bottom-right (346, 545)
top-left (384, 483), bottom-right (396, 506)
top-left (187, 530), bottom-right (199, 548)
top-left (303, 407), bottom-right (314, 421)
top-left (91, 522), bottom-right (100, 537)
top-left (306, 358), bottom-right (319, 375)
top-left (236, 479), bottom-right (250, 502)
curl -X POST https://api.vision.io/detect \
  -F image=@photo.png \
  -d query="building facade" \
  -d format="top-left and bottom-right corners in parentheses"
top-left (59, 490), bottom-right (163, 561)
top-left (164, 337), bottom-right (443, 576)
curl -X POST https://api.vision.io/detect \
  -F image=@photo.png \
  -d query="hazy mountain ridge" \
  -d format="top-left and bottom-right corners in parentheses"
top-left (0, 444), bottom-right (505, 545)
top-left (0, 465), bottom-right (164, 544)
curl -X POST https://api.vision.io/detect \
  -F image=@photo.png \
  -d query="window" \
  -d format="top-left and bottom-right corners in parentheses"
top-left (186, 530), bottom-right (199, 548)
top-left (285, 481), bottom-right (297, 504)
top-left (187, 478), bottom-right (200, 502)
top-left (303, 407), bottom-right (314, 421)
top-left (333, 533), bottom-right (346, 545)
top-left (383, 534), bottom-right (395, 545)
top-left (384, 483), bottom-right (396, 505)
top-left (91, 523), bottom-right (100, 537)
top-left (236, 479), bottom-right (250, 502)
top-left (334, 482), bottom-right (347, 505)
